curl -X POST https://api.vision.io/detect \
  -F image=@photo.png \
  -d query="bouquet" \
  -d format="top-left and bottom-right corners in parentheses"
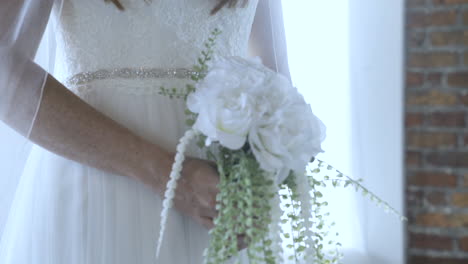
top-left (156, 29), bottom-right (404, 264)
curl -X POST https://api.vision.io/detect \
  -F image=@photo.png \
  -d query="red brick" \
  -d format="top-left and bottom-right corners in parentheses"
top-left (409, 52), bottom-right (457, 68)
top-left (407, 131), bottom-right (457, 148)
top-left (450, 214), bottom-right (468, 227)
top-left (427, 152), bottom-right (468, 168)
top-left (408, 0), bottom-right (426, 6)
top-left (427, 191), bottom-right (448, 205)
top-left (408, 31), bottom-right (426, 48)
top-left (406, 90), bottom-right (457, 105)
top-left (434, 0), bottom-right (468, 4)
top-left (427, 112), bottom-right (466, 127)
top-left (430, 31), bottom-right (468, 46)
top-left (406, 71), bottom-right (424, 86)
top-left (408, 13), bottom-right (427, 28)
top-left (462, 94), bottom-right (468, 106)
top-left (408, 11), bottom-right (457, 28)
top-left (426, 72), bottom-right (443, 85)
top-left (417, 214), bottom-right (468, 228)
top-left (416, 213), bottom-right (453, 227)
top-left (452, 193), bottom-right (468, 207)
top-left (459, 237), bottom-right (468, 252)
top-left (448, 72), bottom-right (468, 87)
top-left (409, 256), bottom-right (468, 264)
top-left (409, 171), bottom-right (457, 187)
top-left (406, 113), bottom-right (424, 127)
top-left (407, 189), bottom-right (424, 207)
top-left (409, 232), bottom-right (452, 250)
top-left (406, 151), bottom-right (422, 167)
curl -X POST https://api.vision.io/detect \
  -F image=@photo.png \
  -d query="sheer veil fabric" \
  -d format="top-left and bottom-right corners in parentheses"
top-left (0, 0), bottom-right (290, 261)
top-left (0, 0), bottom-right (64, 238)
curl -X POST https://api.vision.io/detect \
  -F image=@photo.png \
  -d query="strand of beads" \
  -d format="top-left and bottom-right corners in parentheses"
top-left (296, 172), bottom-right (317, 262)
top-left (155, 129), bottom-right (199, 259)
top-left (269, 183), bottom-right (285, 263)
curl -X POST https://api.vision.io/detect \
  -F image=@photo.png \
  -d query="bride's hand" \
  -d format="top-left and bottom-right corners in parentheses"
top-left (139, 148), bottom-right (248, 250)
top-left (135, 147), bottom-right (219, 224)
top-left (172, 156), bottom-right (219, 230)
top-left (157, 154), bottom-right (248, 250)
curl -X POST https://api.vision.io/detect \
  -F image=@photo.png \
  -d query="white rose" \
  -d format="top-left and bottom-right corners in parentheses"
top-left (187, 55), bottom-right (326, 183)
top-left (248, 74), bottom-right (326, 183)
top-left (187, 56), bottom-right (267, 149)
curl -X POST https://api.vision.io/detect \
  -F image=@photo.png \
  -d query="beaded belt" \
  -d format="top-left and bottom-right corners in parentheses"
top-left (65, 67), bottom-right (199, 87)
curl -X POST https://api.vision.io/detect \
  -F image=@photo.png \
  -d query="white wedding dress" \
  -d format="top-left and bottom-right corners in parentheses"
top-left (0, 0), bottom-right (260, 263)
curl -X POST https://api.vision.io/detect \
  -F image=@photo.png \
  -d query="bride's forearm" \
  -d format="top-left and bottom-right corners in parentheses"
top-left (25, 74), bottom-right (172, 194)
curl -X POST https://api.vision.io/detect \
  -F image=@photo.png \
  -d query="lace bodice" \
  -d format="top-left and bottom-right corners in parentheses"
top-left (53, 0), bottom-right (259, 84)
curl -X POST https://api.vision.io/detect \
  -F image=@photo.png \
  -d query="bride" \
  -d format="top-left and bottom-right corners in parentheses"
top-left (0, 0), bottom-right (290, 263)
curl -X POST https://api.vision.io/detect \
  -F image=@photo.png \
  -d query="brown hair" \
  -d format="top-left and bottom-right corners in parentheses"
top-left (104, 0), bottom-right (249, 15)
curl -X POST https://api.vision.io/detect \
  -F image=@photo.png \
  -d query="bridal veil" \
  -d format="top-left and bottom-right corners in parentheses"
top-left (0, 0), bottom-right (290, 242)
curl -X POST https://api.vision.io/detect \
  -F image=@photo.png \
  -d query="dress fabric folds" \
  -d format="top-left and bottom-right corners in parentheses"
top-left (0, 0), bottom-right (291, 263)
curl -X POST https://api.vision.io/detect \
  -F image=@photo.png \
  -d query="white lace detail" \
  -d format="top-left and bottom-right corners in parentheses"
top-left (159, 0), bottom-right (258, 58)
top-left (53, 0), bottom-right (259, 85)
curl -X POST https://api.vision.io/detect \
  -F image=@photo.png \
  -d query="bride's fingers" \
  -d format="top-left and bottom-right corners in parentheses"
top-left (199, 207), bottom-right (218, 219)
top-left (200, 216), bottom-right (215, 230)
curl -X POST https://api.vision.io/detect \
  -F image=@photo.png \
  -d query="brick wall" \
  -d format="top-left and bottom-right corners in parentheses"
top-left (405, 0), bottom-right (468, 263)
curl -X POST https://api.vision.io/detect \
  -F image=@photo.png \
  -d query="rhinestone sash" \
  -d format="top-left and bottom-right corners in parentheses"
top-left (65, 67), bottom-right (199, 86)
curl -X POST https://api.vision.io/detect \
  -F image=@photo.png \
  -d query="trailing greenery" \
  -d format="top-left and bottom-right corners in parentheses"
top-left (304, 173), bottom-right (343, 264)
top-left (280, 174), bottom-right (306, 262)
top-left (158, 28), bottom-right (406, 264)
top-left (310, 159), bottom-right (407, 222)
top-left (159, 28), bottom-right (221, 127)
top-left (204, 147), bottom-right (276, 264)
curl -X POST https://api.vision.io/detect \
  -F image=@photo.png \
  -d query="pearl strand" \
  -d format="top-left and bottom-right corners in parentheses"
top-left (155, 129), bottom-right (199, 260)
top-left (269, 182), bottom-right (285, 263)
top-left (296, 172), bottom-right (317, 261)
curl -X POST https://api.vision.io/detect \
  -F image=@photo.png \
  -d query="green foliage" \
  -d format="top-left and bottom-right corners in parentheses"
top-left (312, 159), bottom-right (407, 222)
top-left (191, 28), bottom-right (221, 81)
top-left (281, 173), bottom-right (343, 264)
top-left (158, 27), bottom-right (406, 264)
top-left (204, 147), bottom-right (276, 264)
top-left (279, 173), bottom-right (306, 262)
top-left (159, 28), bottom-right (221, 129)
top-left (158, 86), bottom-right (187, 100)
top-left (305, 173), bottom-right (343, 264)
top-left (159, 27), bottom-right (220, 98)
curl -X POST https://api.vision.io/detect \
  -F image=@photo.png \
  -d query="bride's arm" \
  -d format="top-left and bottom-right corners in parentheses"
top-left (26, 74), bottom-right (172, 193)
top-left (3, 68), bottom-right (222, 230)
top-left (248, 0), bottom-right (291, 83)
top-left (1, 0), bottom-right (219, 229)
top-left (1, 1), bottom-right (170, 189)
top-left (9, 70), bottom-right (220, 229)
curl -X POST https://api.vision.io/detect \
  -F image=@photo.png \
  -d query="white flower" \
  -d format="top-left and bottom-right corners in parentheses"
top-left (249, 73), bottom-right (326, 183)
top-left (187, 56), bottom-right (267, 149)
top-left (187, 55), bottom-right (326, 183)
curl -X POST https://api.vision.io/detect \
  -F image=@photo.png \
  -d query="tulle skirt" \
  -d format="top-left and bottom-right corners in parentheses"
top-left (0, 78), bottom-right (236, 264)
